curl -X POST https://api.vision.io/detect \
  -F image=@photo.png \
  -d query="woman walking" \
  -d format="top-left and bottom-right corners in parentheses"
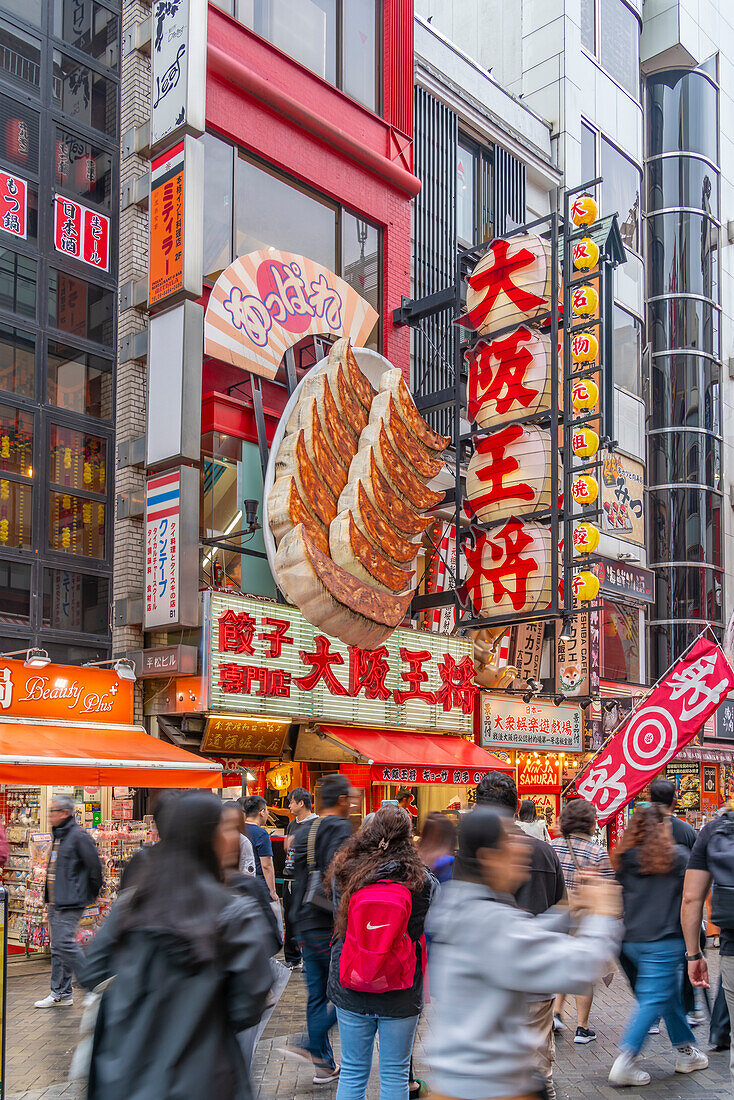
top-left (79, 791), bottom-right (274, 1100)
top-left (326, 804), bottom-right (435, 1099)
top-left (417, 812), bottom-right (457, 884)
top-left (517, 800), bottom-right (551, 843)
top-left (607, 803), bottom-right (708, 1087)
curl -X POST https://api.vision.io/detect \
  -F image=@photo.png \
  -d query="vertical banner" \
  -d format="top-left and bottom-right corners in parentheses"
top-left (51, 569), bottom-right (83, 631)
top-left (422, 522), bottom-right (456, 634)
top-left (144, 464), bottom-right (199, 629)
top-left (0, 170), bottom-right (26, 239)
top-left (511, 620), bottom-right (544, 685)
top-left (149, 135), bottom-right (203, 309)
top-left (555, 603), bottom-right (590, 697)
top-left (150, 0), bottom-right (207, 151)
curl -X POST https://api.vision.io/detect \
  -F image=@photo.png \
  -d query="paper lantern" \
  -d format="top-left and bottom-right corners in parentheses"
top-left (571, 285), bottom-right (598, 316)
top-left (466, 325), bottom-right (561, 429)
top-left (572, 238), bottom-right (599, 269)
top-left (572, 570), bottom-right (600, 601)
top-left (572, 378), bottom-right (598, 410)
top-left (571, 427), bottom-right (599, 458)
top-left (466, 423), bottom-right (554, 525)
top-left (463, 234), bottom-right (561, 336)
top-left (572, 522), bottom-right (600, 555)
top-left (571, 332), bottom-right (598, 363)
top-left (463, 519), bottom-right (553, 617)
top-left (571, 475), bottom-right (598, 505)
top-left (571, 195), bottom-right (598, 226)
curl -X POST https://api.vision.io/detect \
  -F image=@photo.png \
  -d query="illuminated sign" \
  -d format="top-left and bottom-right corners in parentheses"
top-left (481, 694), bottom-right (583, 752)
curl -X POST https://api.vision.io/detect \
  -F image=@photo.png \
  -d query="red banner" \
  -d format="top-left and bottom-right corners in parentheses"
top-left (575, 637), bottom-right (734, 825)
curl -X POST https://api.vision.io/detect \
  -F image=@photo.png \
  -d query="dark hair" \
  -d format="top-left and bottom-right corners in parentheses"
top-left (611, 803), bottom-right (676, 875)
top-left (650, 778), bottom-right (676, 809)
top-left (115, 792), bottom-right (227, 958)
top-left (221, 799), bottom-right (245, 832)
top-left (518, 799), bottom-right (537, 823)
top-left (396, 787), bottom-right (412, 801)
top-left (475, 771), bottom-right (518, 814)
top-left (328, 805), bottom-right (425, 937)
top-left (289, 787), bottom-right (312, 810)
top-left (418, 812), bottom-right (457, 857)
top-left (152, 789), bottom-right (182, 837)
top-left (454, 807), bottom-right (505, 882)
top-left (319, 773), bottom-right (350, 810)
top-left (243, 795), bottom-right (267, 818)
top-left (559, 798), bottom-right (596, 837)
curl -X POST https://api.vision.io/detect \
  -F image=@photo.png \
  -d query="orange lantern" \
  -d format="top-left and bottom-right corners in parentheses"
top-left (572, 378), bottom-right (598, 410)
top-left (463, 233), bottom-right (560, 335)
top-left (572, 238), bottom-right (599, 269)
top-left (571, 194), bottom-right (598, 226)
top-left (572, 570), bottom-right (600, 601)
top-left (571, 332), bottom-right (598, 362)
top-left (571, 475), bottom-right (598, 505)
top-left (571, 427), bottom-right (599, 458)
top-left (572, 522), bottom-right (600, 555)
top-left (466, 423), bottom-right (553, 525)
top-left (571, 285), bottom-right (598, 316)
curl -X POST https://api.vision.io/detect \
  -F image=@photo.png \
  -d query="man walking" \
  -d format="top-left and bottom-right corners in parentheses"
top-left (283, 787), bottom-right (317, 970)
top-left (35, 794), bottom-right (102, 1008)
top-left (243, 795), bottom-right (278, 902)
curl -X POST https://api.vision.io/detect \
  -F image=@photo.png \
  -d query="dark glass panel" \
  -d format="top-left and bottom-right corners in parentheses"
top-left (342, 0), bottom-right (377, 111)
top-left (647, 211), bottom-right (717, 300)
top-left (648, 297), bottom-right (718, 356)
top-left (653, 564), bottom-right (722, 625)
top-left (601, 601), bottom-right (640, 682)
top-left (48, 267), bottom-right (114, 347)
top-left (0, 402), bottom-right (32, 476)
top-left (0, 248), bottom-right (36, 320)
top-left (342, 211), bottom-right (379, 348)
top-left (53, 127), bottom-right (113, 209)
top-left (0, 0), bottom-right (41, 26)
top-left (649, 486), bottom-right (721, 566)
top-left (42, 567), bottom-right (110, 635)
top-left (45, 639), bottom-right (108, 662)
top-left (650, 353), bottom-right (719, 432)
top-left (647, 155), bottom-right (718, 217)
top-left (652, 618), bottom-right (722, 677)
top-left (52, 0), bottom-right (120, 69)
top-left (52, 50), bottom-right (117, 138)
top-left (47, 341), bottom-right (112, 421)
top-left (647, 69), bottom-right (718, 159)
top-left (0, 477), bottom-right (30, 548)
top-left (613, 306), bottom-right (641, 395)
top-left (201, 133), bottom-right (233, 282)
top-left (0, 18), bottom-right (40, 94)
top-left (0, 323), bottom-right (34, 399)
top-left (49, 424), bottom-right (106, 493)
top-left (648, 430), bottom-right (720, 490)
top-left (600, 136), bottom-right (641, 251)
top-left (0, 557), bottom-right (30, 623)
top-left (49, 490), bottom-right (105, 558)
top-left (0, 92), bottom-right (39, 173)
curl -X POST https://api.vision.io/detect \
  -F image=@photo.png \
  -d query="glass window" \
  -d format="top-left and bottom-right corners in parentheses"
top-left (0, 19), bottom-right (40, 94)
top-left (0, 557), bottom-right (30, 623)
top-left (0, 0), bottom-right (42, 25)
top-left (0, 92), bottom-right (39, 173)
top-left (649, 430), bottom-right (720, 490)
top-left (0, 402), bottom-right (32, 476)
top-left (49, 424), bottom-right (106, 494)
top-left (457, 140), bottom-right (476, 246)
top-left (0, 323), bottom-right (34, 398)
top-left (647, 69), bottom-right (718, 159)
top-left (0, 477), bottom-right (30, 548)
top-left (613, 305), bottom-right (641, 395)
top-left (241, 0), bottom-right (337, 85)
top-left (653, 563), bottom-right (722, 624)
top-left (52, 50), bottom-right (117, 137)
top-left (601, 602), bottom-right (640, 681)
top-left (600, 136), bottom-right (641, 252)
top-left (599, 0), bottom-right (639, 98)
top-left (651, 353), bottom-right (719, 433)
top-left (235, 152), bottom-right (336, 268)
top-left (648, 297), bottom-right (718, 357)
top-left (647, 155), bottom-right (718, 218)
top-left (581, 121), bottom-right (596, 186)
top-left (49, 490), bottom-right (105, 557)
top-left (48, 267), bottom-right (114, 347)
top-left (201, 134), bottom-right (233, 281)
top-left (53, 0), bottom-right (119, 69)
top-left (54, 128), bottom-right (113, 208)
top-left (47, 341), bottom-right (112, 421)
top-left (342, 0), bottom-right (377, 111)
top-left (0, 248), bottom-right (36, 319)
top-left (649, 486), bottom-right (721, 566)
top-left (581, 0), bottom-right (595, 52)
top-left (341, 210), bottom-right (379, 338)
top-left (42, 567), bottom-right (109, 634)
top-left (45, 639), bottom-right (109, 662)
top-left (647, 211), bottom-right (718, 300)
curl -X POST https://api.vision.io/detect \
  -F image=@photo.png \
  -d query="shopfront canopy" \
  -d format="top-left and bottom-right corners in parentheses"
top-left (0, 718), bottom-right (223, 788)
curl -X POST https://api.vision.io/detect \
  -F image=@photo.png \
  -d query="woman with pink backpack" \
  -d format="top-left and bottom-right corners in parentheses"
top-left (326, 804), bottom-right (436, 1099)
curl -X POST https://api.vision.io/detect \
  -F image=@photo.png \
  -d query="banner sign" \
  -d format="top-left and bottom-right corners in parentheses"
top-left (53, 195), bottom-right (109, 270)
top-left (575, 637), bottom-right (734, 825)
top-left (149, 136), bottom-right (203, 309)
top-left (372, 764), bottom-right (494, 786)
top-left (555, 601), bottom-right (589, 697)
top-left (0, 170), bottom-right (26, 239)
top-left (511, 621), bottom-right (544, 686)
top-left (480, 695), bottom-right (583, 752)
top-left (144, 465), bottom-right (199, 629)
top-left (601, 454), bottom-right (645, 546)
top-left (592, 557), bottom-right (655, 604)
top-left (150, 0), bottom-right (206, 150)
top-left (0, 659), bottom-right (132, 723)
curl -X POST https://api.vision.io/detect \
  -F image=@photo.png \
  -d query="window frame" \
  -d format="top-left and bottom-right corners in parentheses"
top-left (581, 0), bottom-right (641, 103)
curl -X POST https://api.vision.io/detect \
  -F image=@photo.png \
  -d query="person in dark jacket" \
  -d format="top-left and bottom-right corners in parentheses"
top-left (78, 791), bottom-right (273, 1100)
top-left (34, 794), bottom-right (102, 1008)
top-left (325, 805), bottom-right (435, 1100)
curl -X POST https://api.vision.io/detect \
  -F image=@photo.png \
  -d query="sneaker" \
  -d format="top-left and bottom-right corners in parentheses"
top-left (609, 1052), bottom-right (651, 1087)
top-left (34, 993), bottom-right (73, 1008)
top-left (553, 1013), bottom-right (566, 1032)
top-left (686, 1010), bottom-right (705, 1027)
top-left (675, 1045), bottom-right (708, 1073)
top-left (648, 1023), bottom-right (660, 1035)
top-left (574, 1026), bottom-right (597, 1044)
top-left (313, 1063), bottom-right (340, 1085)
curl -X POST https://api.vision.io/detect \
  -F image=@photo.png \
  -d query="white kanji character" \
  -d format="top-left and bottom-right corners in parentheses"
top-left (576, 753), bottom-right (628, 817)
top-left (668, 654), bottom-right (730, 720)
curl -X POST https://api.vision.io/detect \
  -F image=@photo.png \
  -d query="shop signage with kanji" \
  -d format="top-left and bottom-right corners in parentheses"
top-left (204, 592), bottom-right (475, 733)
top-left (371, 765), bottom-right (492, 786)
top-left (149, 136), bottom-right (203, 309)
top-left (132, 645), bottom-right (198, 679)
top-left (555, 600), bottom-right (589, 696)
top-left (144, 466), bottom-right (199, 630)
top-left (200, 716), bottom-right (290, 757)
top-left (601, 453), bottom-right (645, 546)
top-left (53, 195), bottom-right (109, 270)
top-left (480, 695), bottom-right (583, 752)
top-left (0, 170), bottom-right (26, 239)
top-left (591, 557), bottom-right (655, 604)
top-left (717, 698), bottom-right (734, 740)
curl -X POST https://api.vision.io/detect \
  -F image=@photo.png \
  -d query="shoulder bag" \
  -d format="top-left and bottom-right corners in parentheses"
top-left (303, 819), bottom-right (334, 914)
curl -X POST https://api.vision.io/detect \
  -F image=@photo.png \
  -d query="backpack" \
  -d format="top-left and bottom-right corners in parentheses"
top-left (707, 812), bottom-right (734, 929)
top-left (339, 880), bottom-right (415, 993)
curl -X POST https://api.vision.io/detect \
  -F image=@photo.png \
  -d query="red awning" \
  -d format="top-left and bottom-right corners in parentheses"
top-left (319, 725), bottom-right (513, 784)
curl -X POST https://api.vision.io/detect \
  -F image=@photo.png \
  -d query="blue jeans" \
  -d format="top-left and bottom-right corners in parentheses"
top-left (335, 1007), bottom-right (418, 1100)
top-left (299, 928), bottom-right (337, 1070)
top-left (48, 906), bottom-right (84, 998)
top-left (620, 938), bottom-right (695, 1056)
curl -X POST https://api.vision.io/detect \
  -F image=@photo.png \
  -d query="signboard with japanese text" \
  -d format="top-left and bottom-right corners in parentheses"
top-left (0, 658), bottom-right (133, 723)
top-left (149, 136), bottom-right (202, 309)
top-left (601, 453), bottom-right (645, 546)
top-left (53, 195), bottom-right (109, 271)
top-left (144, 465), bottom-right (199, 630)
top-left (50, 569), bottom-right (82, 632)
top-left (200, 715), bottom-right (290, 757)
top-left (204, 592), bottom-right (476, 734)
top-left (592, 558), bottom-right (654, 604)
top-left (517, 751), bottom-right (562, 791)
top-left (0, 170), bottom-right (26, 239)
top-left (511, 621), bottom-right (544, 686)
top-left (665, 760), bottom-right (701, 812)
top-left (132, 645), bottom-right (198, 679)
top-left (480, 695), bottom-right (583, 753)
top-left (371, 764), bottom-right (493, 786)
top-left (204, 250), bottom-right (378, 380)
top-left (555, 601), bottom-right (589, 697)
top-left (575, 637), bottom-right (734, 825)
top-left (150, 0), bottom-right (206, 151)
top-left (703, 764), bottom-right (719, 809)
top-left (716, 698), bottom-right (734, 740)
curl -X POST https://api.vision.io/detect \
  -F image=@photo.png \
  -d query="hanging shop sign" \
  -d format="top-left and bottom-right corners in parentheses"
top-left (462, 520), bottom-right (553, 619)
top-left (0, 659), bottom-right (132, 723)
top-left (480, 695), bottom-right (583, 753)
top-left (665, 760), bottom-right (701, 812)
top-left (372, 764), bottom-right (494, 786)
top-left (50, 569), bottom-right (83, 632)
top-left (144, 465), bottom-right (199, 630)
top-left (0, 170), bottom-right (26, 239)
top-left (200, 715), bottom-right (291, 757)
top-left (465, 423), bottom-right (553, 525)
top-left (146, 300), bottom-right (203, 468)
top-left (149, 136), bottom-right (203, 310)
top-left (53, 195), bottom-right (109, 271)
top-left (459, 234), bottom-right (558, 334)
top-left (131, 644), bottom-right (198, 679)
top-left (204, 251), bottom-right (379, 380)
top-left (555, 604), bottom-right (590, 697)
top-left (590, 558), bottom-right (655, 605)
top-left (466, 326), bottom-right (559, 430)
top-left (601, 453), bottom-right (644, 545)
top-left (421, 521), bottom-right (456, 635)
top-left (703, 764), bottom-right (719, 809)
top-left (717, 698), bottom-right (734, 740)
top-left (517, 751), bottom-right (562, 791)
top-left (511, 621), bottom-right (545, 686)
top-left (150, 0), bottom-right (207, 151)
top-left (204, 591), bottom-right (476, 734)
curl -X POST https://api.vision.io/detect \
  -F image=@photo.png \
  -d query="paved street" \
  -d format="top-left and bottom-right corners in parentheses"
top-left (4, 953), bottom-right (732, 1099)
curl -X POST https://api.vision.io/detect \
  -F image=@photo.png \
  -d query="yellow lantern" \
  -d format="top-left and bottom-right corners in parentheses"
top-left (572, 378), bottom-right (598, 409)
top-left (0, 519), bottom-right (7, 543)
top-left (571, 332), bottom-right (598, 362)
top-left (61, 527), bottom-right (71, 548)
top-left (572, 522), bottom-right (600, 555)
top-left (571, 285), bottom-right (598, 316)
top-left (571, 426), bottom-right (600, 458)
top-left (571, 474), bottom-right (598, 505)
top-left (82, 502), bottom-right (92, 525)
top-left (572, 238), bottom-right (599, 269)
top-left (572, 570), bottom-right (600, 601)
top-left (571, 194), bottom-right (598, 226)
top-left (0, 480), bottom-right (8, 501)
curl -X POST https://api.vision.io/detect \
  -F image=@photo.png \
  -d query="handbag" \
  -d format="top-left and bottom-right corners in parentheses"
top-left (303, 819), bottom-right (333, 913)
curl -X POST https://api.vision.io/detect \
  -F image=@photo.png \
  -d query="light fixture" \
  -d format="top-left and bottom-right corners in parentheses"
top-left (528, 679), bottom-right (542, 694)
top-left (523, 690), bottom-right (533, 703)
top-left (560, 616), bottom-right (573, 641)
top-left (244, 499), bottom-right (260, 530)
top-left (0, 647), bottom-right (51, 668)
top-left (84, 656), bottom-right (137, 682)
top-left (554, 693), bottom-right (564, 706)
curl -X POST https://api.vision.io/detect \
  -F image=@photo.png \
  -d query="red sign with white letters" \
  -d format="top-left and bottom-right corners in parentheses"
top-left (0, 170), bottom-right (26, 239)
top-left (53, 195), bottom-right (109, 271)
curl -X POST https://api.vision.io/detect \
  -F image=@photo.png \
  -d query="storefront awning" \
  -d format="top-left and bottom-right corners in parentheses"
top-left (0, 718), bottom-right (223, 788)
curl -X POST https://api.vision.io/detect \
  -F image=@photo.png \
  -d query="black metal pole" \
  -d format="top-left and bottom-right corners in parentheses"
top-left (0, 886), bottom-right (7, 1100)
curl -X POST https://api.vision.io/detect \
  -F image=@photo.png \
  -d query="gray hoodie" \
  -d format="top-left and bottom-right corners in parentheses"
top-left (426, 880), bottom-right (622, 1100)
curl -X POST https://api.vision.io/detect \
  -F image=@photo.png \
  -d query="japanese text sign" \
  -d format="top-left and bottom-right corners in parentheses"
top-left (150, 0), bottom-right (206, 150)
top-left (466, 326), bottom-right (557, 430)
top-left (0, 659), bottom-right (133, 723)
top-left (517, 751), bottom-right (562, 791)
top-left (53, 195), bottom-right (109, 271)
top-left (200, 716), bottom-right (290, 758)
top-left (601, 453), bottom-right (644, 546)
top-left (480, 695), bottom-right (583, 752)
top-left (204, 250), bottom-right (378, 380)
top-left (144, 465), bottom-right (199, 630)
top-left (205, 592), bottom-right (475, 734)
top-left (0, 170), bottom-right (26, 239)
top-left (371, 765), bottom-right (492, 786)
top-left (461, 519), bottom-right (553, 618)
top-left (149, 136), bottom-right (202, 308)
top-left (575, 637), bottom-right (734, 825)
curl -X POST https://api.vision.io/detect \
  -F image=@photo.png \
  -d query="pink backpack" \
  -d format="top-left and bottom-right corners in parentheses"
top-left (339, 880), bottom-right (415, 993)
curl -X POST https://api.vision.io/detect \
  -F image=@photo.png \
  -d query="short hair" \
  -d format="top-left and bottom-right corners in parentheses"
top-left (288, 787), bottom-right (312, 810)
top-left (243, 794), bottom-right (267, 818)
top-left (152, 790), bottom-right (182, 838)
top-left (475, 771), bottom-right (518, 814)
top-left (650, 778), bottom-right (676, 808)
top-left (396, 787), bottom-right (412, 801)
top-left (518, 799), bottom-right (538, 822)
top-left (318, 773), bottom-right (350, 809)
top-left (559, 797), bottom-right (596, 837)
top-left (51, 793), bottom-right (75, 816)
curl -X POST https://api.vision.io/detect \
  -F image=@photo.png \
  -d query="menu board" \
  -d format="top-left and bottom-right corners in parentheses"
top-left (665, 761), bottom-right (700, 812)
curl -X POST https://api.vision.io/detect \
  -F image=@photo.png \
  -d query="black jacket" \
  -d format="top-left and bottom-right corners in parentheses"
top-left (79, 890), bottom-right (273, 1100)
top-left (46, 815), bottom-right (103, 910)
top-left (291, 815), bottom-right (353, 933)
top-left (514, 828), bottom-right (565, 916)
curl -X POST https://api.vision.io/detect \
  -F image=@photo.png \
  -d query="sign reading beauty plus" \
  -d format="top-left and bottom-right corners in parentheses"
top-left (0, 660), bottom-right (133, 723)
top-left (204, 592), bottom-right (476, 734)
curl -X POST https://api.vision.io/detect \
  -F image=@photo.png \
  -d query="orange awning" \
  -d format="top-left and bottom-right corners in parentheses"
top-left (0, 719), bottom-right (222, 788)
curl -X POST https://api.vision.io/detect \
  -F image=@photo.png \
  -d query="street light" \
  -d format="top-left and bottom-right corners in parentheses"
top-left (0, 647), bottom-right (51, 669)
top-left (84, 657), bottom-right (137, 682)
top-left (560, 616), bottom-right (573, 641)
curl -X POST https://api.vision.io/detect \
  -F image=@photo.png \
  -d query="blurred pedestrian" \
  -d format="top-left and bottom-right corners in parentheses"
top-left (608, 803), bottom-right (708, 1086)
top-left (518, 800), bottom-right (551, 843)
top-left (222, 799), bottom-right (256, 876)
top-left (427, 808), bottom-right (622, 1100)
top-left (551, 798), bottom-right (613, 1043)
top-left (282, 774), bottom-right (353, 1084)
top-left (417, 812), bottom-right (457, 884)
top-left (243, 795), bottom-right (278, 901)
top-left (326, 804), bottom-right (435, 1100)
top-left (34, 794), bottom-right (102, 1009)
top-left (78, 791), bottom-right (273, 1100)
top-left (283, 787), bottom-right (317, 970)
top-left (119, 790), bottom-right (181, 892)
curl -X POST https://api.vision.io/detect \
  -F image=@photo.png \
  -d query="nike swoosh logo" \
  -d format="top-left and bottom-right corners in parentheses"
top-left (366, 922), bottom-right (389, 930)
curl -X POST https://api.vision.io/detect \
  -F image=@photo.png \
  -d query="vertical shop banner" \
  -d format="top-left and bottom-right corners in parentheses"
top-left (0, 170), bottom-right (26, 239)
top-left (150, 0), bottom-right (207, 151)
top-left (575, 637), bottom-right (734, 824)
top-left (144, 465), bottom-right (199, 630)
top-left (53, 196), bottom-right (109, 271)
top-left (50, 569), bottom-right (83, 632)
top-left (555, 603), bottom-right (589, 697)
top-left (149, 136), bottom-right (203, 309)
top-left (511, 621), bottom-right (544, 685)
top-left (601, 453), bottom-right (645, 545)
top-left (422, 522), bottom-right (456, 634)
